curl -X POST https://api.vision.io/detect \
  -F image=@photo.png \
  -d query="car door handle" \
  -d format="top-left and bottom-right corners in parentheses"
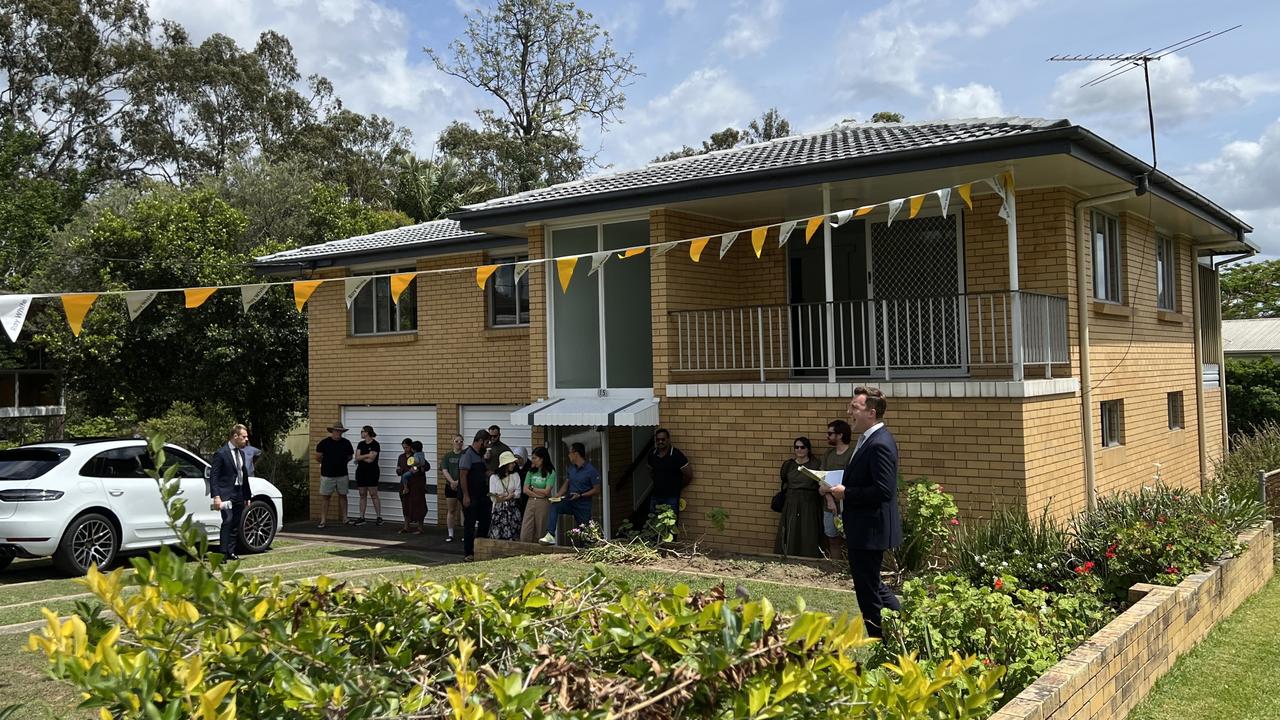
top-left (108, 490), bottom-right (124, 497)
top-left (175, 489), bottom-right (185, 495)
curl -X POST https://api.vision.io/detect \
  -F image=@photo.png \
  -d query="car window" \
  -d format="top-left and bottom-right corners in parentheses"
top-left (80, 447), bottom-right (151, 479)
top-left (0, 448), bottom-right (71, 480)
top-left (163, 448), bottom-right (207, 479)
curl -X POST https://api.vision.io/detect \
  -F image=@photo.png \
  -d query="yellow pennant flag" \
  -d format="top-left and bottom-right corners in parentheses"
top-left (60, 293), bottom-right (98, 337)
top-left (618, 247), bottom-right (646, 259)
top-left (855, 205), bottom-right (876, 217)
top-left (804, 216), bottom-right (824, 243)
top-left (956, 183), bottom-right (973, 210)
top-left (1002, 170), bottom-right (1014, 192)
top-left (185, 287), bottom-right (217, 309)
top-left (750, 227), bottom-right (767, 258)
top-left (476, 265), bottom-right (498, 290)
top-left (293, 279), bottom-right (323, 312)
top-left (689, 237), bottom-right (710, 262)
top-left (556, 257), bottom-right (578, 293)
top-left (908, 194), bottom-right (926, 219)
top-left (390, 272), bottom-right (416, 304)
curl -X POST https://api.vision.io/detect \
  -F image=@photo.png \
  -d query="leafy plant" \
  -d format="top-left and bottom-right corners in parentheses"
top-left (1214, 420), bottom-right (1280, 513)
top-left (706, 506), bottom-right (729, 532)
top-left (951, 506), bottom-right (1079, 593)
top-left (894, 479), bottom-right (959, 574)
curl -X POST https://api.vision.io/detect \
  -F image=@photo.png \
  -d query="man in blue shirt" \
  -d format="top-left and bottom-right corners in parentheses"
top-left (539, 442), bottom-right (600, 545)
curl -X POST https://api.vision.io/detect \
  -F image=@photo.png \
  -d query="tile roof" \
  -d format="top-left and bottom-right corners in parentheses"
top-left (460, 117), bottom-right (1070, 214)
top-left (1224, 318), bottom-right (1280, 354)
top-left (254, 218), bottom-right (489, 266)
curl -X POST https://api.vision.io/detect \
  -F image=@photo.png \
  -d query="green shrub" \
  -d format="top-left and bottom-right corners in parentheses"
top-left (137, 401), bottom-right (234, 456)
top-left (64, 412), bottom-right (135, 439)
top-left (894, 479), bottom-right (959, 575)
top-left (879, 574), bottom-right (1114, 699)
top-left (1214, 421), bottom-right (1280, 510)
top-left (253, 450), bottom-right (309, 521)
top-left (1225, 357), bottom-right (1280, 437)
top-left (951, 506), bottom-right (1079, 593)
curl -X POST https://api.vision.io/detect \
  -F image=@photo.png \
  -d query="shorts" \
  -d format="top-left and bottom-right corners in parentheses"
top-left (355, 473), bottom-right (379, 488)
top-left (823, 510), bottom-right (840, 538)
top-left (320, 475), bottom-right (349, 495)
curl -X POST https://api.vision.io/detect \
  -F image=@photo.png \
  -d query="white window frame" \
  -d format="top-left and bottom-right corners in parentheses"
top-left (1092, 211), bottom-right (1123, 303)
top-left (349, 268), bottom-right (418, 337)
top-left (488, 253), bottom-right (530, 327)
top-left (1156, 235), bottom-right (1177, 311)
top-left (1167, 391), bottom-right (1184, 430)
top-left (1101, 399), bottom-right (1125, 448)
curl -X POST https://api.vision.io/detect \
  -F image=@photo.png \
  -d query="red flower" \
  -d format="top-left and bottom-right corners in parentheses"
top-left (981, 657), bottom-right (994, 667)
top-left (1166, 566), bottom-right (1179, 574)
top-left (1074, 561), bottom-right (1096, 575)
top-left (1158, 516), bottom-right (1167, 524)
top-left (1105, 544), bottom-right (1117, 559)
top-left (1166, 543), bottom-right (1174, 550)
top-left (994, 578), bottom-right (1004, 590)
top-left (949, 518), bottom-right (960, 526)
top-left (937, 485), bottom-right (944, 492)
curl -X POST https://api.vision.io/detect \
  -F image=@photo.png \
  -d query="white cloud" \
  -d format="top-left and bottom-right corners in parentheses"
top-left (1049, 54), bottom-right (1280, 135)
top-left (928, 83), bottom-right (1004, 118)
top-left (663, 0), bottom-right (695, 15)
top-left (1184, 118), bottom-right (1280, 258)
top-left (719, 0), bottom-right (783, 58)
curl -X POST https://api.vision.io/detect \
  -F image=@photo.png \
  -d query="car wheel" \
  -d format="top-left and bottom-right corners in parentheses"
top-left (239, 499), bottom-right (277, 554)
top-left (53, 513), bottom-right (119, 576)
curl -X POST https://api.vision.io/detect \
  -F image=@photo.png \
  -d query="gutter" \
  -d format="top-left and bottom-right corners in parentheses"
top-left (1075, 186), bottom-right (1138, 511)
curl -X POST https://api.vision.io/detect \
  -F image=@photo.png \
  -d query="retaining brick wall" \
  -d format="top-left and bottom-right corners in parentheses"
top-left (992, 521), bottom-right (1275, 720)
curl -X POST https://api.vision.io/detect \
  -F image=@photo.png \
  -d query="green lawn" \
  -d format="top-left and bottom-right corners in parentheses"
top-left (1128, 570), bottom-right (1280, 720)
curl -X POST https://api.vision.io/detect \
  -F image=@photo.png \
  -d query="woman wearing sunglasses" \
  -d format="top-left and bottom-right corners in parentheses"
top-left (774, 436), bottom-right (823, 557)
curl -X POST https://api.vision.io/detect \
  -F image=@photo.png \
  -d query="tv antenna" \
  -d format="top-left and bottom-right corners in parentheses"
top-left (1049, 25), bottom-right (1240, 171)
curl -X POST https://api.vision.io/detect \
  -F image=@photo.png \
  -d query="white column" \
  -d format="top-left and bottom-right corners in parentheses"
top-left (1006, 172), bottom-right (1024, 382)
top-left (600, 428), bottom-right (612, 540)
top-left (822, 184), bottom-right (837, 383)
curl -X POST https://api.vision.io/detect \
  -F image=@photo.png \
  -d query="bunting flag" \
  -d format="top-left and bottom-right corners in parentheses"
top-left (855, 205), bottom-right (876, 217)
top-left (987, 173), bottom-right (1013, 222)
top-left (124, 290), bottom-right (157, 321)
top-left (240, 284), bottom-right (269, 312)
top-left (830, 210), bottom-right (854, 228)
top-left (654, 241), bottom-right (678, 257)
top-left (344, 277), bottom-right (372, 308)
top-left (476, 264), bottom-right (498, 290)
top-left (718, 231), bottom-right (739, 259)
top-left (936, 188), bottom-right (952, 218)
top-left (0, 295), bottom-right (32, 343)
top-left (292, 280), bottom-right (323, 312)
top-left (588, 251), bottom-right (610, 276)
top-left (689, 237), bottom-right (710, 262)
top-left (804, 216), bottom-right (824, 243)
top-left (60, 293), bottom-right (98, 337)
top-left (556, 256), bottom-right (578, 293)
top-left (185, 287), bottom-right (217, 309)
top-left (777, 220), bottom-right (798, 247)
top-left (390, 272), bottom-right (415, 304)
top-left (886, 198), bottom-right (904, 226)
top-left (956, 183), bottom-right (973, 210)
top-left (513, 261), bottom-right (534, 283)
top-left (750, 227), bottom-right (767, 258)
top-left (618, 247), bottom-right (646, 259)
top-left (908, 194), bottom-right (926, 219)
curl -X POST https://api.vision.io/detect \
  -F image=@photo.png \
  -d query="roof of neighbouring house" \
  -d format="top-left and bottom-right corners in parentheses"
top-left (253, 218), bottom-right (515, 268)
top-left (1224, 318), bottom-right (1280, 355)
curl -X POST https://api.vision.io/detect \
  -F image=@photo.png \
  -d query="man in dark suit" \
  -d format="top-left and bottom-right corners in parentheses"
top-left (210, 423), bottom-right (252, 560)
top-left (827, 386), bottom-right (902, 638)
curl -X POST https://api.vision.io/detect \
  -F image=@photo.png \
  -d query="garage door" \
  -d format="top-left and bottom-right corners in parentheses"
top-left (341, 406), bottom-right (437, 523)
top-left (460, 405), bottom-right (532, 456)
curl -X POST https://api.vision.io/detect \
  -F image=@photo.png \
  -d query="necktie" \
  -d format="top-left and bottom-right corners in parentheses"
top-left (854, 435), bottom-right (866, 456)
top-left (234, 448), bottom-right (245, 484)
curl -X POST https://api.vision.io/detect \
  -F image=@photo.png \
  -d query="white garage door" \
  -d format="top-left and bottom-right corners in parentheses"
top-left (460, 405), bottom-right (532, 456)
top-left (342, 406), bottom-right (437, 523)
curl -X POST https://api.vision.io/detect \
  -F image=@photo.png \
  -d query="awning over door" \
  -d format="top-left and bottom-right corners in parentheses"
top-left (511, 396), bottom-right (659, 427)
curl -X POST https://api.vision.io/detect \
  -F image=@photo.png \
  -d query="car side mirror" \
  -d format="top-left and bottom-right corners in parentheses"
top-left (203, 466), bottom-right (211, 480)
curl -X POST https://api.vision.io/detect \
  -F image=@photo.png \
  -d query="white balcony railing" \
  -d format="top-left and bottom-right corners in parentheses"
top-left (669, 291), bottom-right (1069, 381)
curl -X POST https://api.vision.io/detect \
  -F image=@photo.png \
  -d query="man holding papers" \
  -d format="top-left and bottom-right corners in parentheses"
top-left (823, 386), bottom-right (902, 638)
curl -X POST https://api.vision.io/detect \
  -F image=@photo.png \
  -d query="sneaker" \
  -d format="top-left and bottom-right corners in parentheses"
top-left (464, 555), bottom-right (475, 562)
top-left (538, 533), bottom-right (556, 546)
top-left (349, 518), bottom-right (365, 526)
top-left (444, 536), bottom-right (454, 543)
top-left (317, 522), bottom-right (326, 529)
top-left (375, 517), bottom-right (384, 526)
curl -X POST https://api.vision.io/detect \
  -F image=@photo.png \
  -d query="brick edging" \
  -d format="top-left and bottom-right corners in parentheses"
top-left (992, 521), bottom-right (1275, 720)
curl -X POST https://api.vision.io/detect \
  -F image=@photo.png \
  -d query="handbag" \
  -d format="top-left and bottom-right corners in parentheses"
top-left (770, 459), bottom-right (788, 513)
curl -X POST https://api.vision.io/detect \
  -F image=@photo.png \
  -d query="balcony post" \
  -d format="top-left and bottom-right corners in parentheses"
top-left (1004, 171), bottom-right (1024, 382)
top-left (822, 184), bottom-right (837, 383)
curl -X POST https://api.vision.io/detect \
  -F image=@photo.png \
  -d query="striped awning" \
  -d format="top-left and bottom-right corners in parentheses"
top-left (511, 396), bottom-right (659, 427)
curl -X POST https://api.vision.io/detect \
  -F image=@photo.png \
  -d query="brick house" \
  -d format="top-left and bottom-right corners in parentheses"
top-left (255, 118), bottom-right (1255, 553)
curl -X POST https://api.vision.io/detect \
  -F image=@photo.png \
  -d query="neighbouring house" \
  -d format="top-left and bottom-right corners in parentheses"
top-left (255, 117), bottom-right (1255, 553)
top-left (0, 347), bottom-right (64, 431)
top-left (1223, 318), bottom-right (1280, 361)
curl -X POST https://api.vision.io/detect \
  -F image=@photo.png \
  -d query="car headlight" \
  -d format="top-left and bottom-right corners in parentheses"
top-left (0, 489), bottom-right (65, 502)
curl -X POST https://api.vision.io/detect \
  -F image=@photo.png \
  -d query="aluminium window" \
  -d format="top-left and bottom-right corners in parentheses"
top-left (1101, 400), bottom-right (1125, 448)
top-left (350, 269), bottom-right (417, 336)
top-left (1156, 235), bottom-right (1177, 311)
top-left (1167, 391), bottom-right (1184, 430)
top-left (1092, 211), bottom-right (1123, 303)
top-left (489, 254), bottom-right (529, 327)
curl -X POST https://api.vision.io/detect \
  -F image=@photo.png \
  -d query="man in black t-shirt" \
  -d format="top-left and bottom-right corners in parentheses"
top-left (459, 429), bottom-right (493, 561)
top-left (315, 423), bottom-right (355, 528)
top-left (647, 428), bottom-right (692, 519)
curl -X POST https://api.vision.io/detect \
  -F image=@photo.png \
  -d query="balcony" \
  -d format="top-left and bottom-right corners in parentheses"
top-left (0, 370), bottom-right (64, 419)
top-left (668, 291), bottom-right (1069, 383)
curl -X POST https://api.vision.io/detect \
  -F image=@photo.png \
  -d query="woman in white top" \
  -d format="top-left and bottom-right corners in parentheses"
top-left (487, 450), bottom-right (523, 540)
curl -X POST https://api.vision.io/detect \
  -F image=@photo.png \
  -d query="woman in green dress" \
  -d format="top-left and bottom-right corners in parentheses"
top-left (774, 436), bottom-right (824, 557)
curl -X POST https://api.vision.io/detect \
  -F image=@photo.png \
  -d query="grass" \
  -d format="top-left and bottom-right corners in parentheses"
top-left (1128, 569), bottom-right (1280, 720)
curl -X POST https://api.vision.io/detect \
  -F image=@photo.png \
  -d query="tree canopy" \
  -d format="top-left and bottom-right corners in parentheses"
top-left (653, 108), bottom-right (793, 163)
top-left (1220, 258), bottom-right (1280, 320)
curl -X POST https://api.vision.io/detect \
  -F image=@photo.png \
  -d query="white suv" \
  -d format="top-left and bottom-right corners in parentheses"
top-left (0, 439), bottom-right (284, 575)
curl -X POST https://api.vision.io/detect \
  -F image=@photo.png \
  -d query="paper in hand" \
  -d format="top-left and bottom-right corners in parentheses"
top-left (821, 470), bottom-right (844, 489)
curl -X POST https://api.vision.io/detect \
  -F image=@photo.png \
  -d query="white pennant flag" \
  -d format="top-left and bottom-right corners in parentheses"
top-left (124, 290), bottom-right (157, 321)
top-left (588, 251), bottom-right (610, 276)
top-left (344, 277), bottom-right (372, 308)
top-left (719, 231), bottom-right (739, 259)
top-left (886, 198), bottom-right (904, 226)
top-left (830, 210), bottom-right (854, 228)
top-left (241, 284), bottom-right (270, 312)
top-left (777, 220), bottom-right (798, 247)
top-left (987, 175), bottom-right (1012, 221)
top-left (935, 188), bottom-right (952, 218)
top-left (0, 295), bottom-right (32, 343)
top-left (654, 241), bottom-right (678, 257)
top-left (513, 260), bottom-right (535, 283)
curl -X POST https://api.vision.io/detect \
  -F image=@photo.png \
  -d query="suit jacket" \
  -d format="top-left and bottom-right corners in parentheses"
top-left (209, 444), bottom-right (250, 502)
top-left (841, 427), bottom-right (903, 551)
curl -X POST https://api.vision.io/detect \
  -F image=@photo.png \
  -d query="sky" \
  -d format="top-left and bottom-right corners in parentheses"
top-left (145, 0), bottom-right (1280, 256)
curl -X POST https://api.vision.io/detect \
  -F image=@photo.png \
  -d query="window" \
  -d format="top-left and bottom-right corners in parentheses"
top-left (489, 254), bottom-right (529, 326)
top-left (1101, 400), bottom-right (1125, 448)
top-left (1092, 211), bottom-right (1123, 303)
top-left (1156, 235), bottom-right (1177, 311)
top-left (80, 447), bottom-right (149, 478)
top-left (350, 270), bottom-right (417, 336)
top-left (1167, 391), bottom-right (1184, 430)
